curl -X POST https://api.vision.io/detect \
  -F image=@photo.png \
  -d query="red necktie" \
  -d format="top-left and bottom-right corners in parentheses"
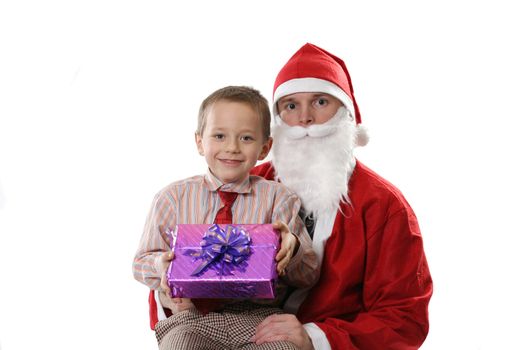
top-left (193, 190), bottom-right (238, 315)
top-left (214, 190), bottom-right (238, 224)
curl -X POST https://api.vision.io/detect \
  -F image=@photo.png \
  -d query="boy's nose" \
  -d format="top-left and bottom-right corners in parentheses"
top-left (225, 138), bottom-right (240, 152)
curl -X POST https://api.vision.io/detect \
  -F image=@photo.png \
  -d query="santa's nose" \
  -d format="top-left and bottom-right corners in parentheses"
top-left (298, 108), bottom-right (314, 125)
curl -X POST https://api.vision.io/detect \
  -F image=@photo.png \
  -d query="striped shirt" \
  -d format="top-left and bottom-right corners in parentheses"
top-left (133, 171), bottom-right (319, 304)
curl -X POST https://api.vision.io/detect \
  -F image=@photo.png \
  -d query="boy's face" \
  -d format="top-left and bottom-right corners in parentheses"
top-left (195, 100), bottom-right (272, 184)
top-left (276, 92), bottom-right (343, 126)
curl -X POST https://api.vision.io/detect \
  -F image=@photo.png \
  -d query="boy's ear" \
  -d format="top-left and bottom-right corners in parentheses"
top-left (258, 137), bottom-right (273, 160)
top-left (195, 133), bottom-right (204, 156)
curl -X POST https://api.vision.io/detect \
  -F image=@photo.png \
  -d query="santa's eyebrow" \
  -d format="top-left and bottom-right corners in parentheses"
top-left (279, 93), bottom-right (330, 103)
top-left (278, 97), bottom-right (296, 104)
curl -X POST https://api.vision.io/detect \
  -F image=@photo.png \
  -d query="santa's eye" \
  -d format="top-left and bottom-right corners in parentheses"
top-left (285, 103), bottom-right (296, 110)
top-left (315, 98), bottom-right (328, 107)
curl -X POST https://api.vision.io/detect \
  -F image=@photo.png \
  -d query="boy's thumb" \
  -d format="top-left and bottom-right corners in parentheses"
top-left (273, 220), bottom-right (283, 229)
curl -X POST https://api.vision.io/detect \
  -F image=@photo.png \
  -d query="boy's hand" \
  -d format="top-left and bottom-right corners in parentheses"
top-left (159, 292), bottom-right (195, 313)
top-left (159, 251), bottom-right (174, 296)
top-left (273, 220), bottom-right (298, 276)
top-left (158, 251), bottom-right (195, 313)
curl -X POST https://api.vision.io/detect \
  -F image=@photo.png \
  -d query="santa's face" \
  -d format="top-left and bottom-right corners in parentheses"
top-left (271, 105), bottom-right (356, 216)
top-left (276, 92), bottom-right (343, 126)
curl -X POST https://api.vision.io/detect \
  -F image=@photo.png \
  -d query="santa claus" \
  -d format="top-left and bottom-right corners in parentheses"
top-left (250, 43), bottom-right (433, 349)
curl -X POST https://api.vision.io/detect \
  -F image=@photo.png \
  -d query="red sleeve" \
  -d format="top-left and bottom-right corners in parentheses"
top-left (312, 208), bottom-right (432, 350)
top-left (255, 161), bottom-right (432, 348)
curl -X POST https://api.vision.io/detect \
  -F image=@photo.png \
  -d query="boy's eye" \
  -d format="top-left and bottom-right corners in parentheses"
top-left (214, 134), bottom-right (224, 140)
top-left (241, 135), bottom-right (254, 141)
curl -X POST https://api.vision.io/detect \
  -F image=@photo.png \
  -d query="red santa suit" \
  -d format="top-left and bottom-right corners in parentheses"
top-left (251, 160), bottom-right (432, 349)
top-left (253, 43), bottom-right (433, 349)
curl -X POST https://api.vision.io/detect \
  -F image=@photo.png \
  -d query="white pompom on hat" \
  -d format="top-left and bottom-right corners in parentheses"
top-left (273, 43), bottom-right (369, 146)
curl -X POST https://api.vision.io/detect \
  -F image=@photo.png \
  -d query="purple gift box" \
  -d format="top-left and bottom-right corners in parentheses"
top-left (166, 224), bottom-right (279, 299)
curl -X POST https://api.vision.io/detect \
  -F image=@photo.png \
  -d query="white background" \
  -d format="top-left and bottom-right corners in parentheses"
top-left (1, 0), bottom-right (524, 349)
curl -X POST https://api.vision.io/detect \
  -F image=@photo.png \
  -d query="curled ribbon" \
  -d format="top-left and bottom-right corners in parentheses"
top-left (186, 224), bottom-right (252, 276)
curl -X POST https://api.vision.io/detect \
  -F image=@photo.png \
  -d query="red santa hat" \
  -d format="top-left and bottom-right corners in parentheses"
top-left (273, 43), bottom-right (369, 146)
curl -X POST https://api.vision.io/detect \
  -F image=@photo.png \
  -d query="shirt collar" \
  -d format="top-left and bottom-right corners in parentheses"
top-left (204, 169), bottom-right (252, 194)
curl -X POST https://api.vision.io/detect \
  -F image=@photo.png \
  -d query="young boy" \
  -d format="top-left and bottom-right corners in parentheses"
top-left (133, 86), bottom-right (319, 350)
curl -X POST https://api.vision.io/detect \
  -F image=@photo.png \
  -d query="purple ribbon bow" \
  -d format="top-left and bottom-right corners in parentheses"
top-left (187, 224), bottom-right (252, 276)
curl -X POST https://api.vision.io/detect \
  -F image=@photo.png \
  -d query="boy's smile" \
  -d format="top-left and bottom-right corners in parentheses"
top-left (219, 158), bottom-right (242, 165)
top-left (195, 100), bottom-right (272, 184)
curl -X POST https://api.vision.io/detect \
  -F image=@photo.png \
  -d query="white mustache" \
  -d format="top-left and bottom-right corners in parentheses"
top-left (275, 107), bottom-right (349, 140)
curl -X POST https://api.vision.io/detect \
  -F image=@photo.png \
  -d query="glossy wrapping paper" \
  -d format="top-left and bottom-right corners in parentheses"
top-left (166, 224), bottom-right (279, 299)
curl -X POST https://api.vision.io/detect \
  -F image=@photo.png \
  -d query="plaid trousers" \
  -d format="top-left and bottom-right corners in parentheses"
top-left (155, 302), bottom-right (300, 350)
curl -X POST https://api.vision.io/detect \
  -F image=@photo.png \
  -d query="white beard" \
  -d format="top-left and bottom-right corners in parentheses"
top-left (271, 107), bottom-right (357, 217)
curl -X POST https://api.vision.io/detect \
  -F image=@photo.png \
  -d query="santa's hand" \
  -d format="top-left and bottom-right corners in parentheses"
top-left (273, 221), bottom-right (298, 276)
top-left (252, 314), bottom-right (313, 350)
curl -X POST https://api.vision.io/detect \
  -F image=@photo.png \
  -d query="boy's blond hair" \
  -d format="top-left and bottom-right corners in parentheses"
top-left (197, 86), bottom-right (271, 140)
